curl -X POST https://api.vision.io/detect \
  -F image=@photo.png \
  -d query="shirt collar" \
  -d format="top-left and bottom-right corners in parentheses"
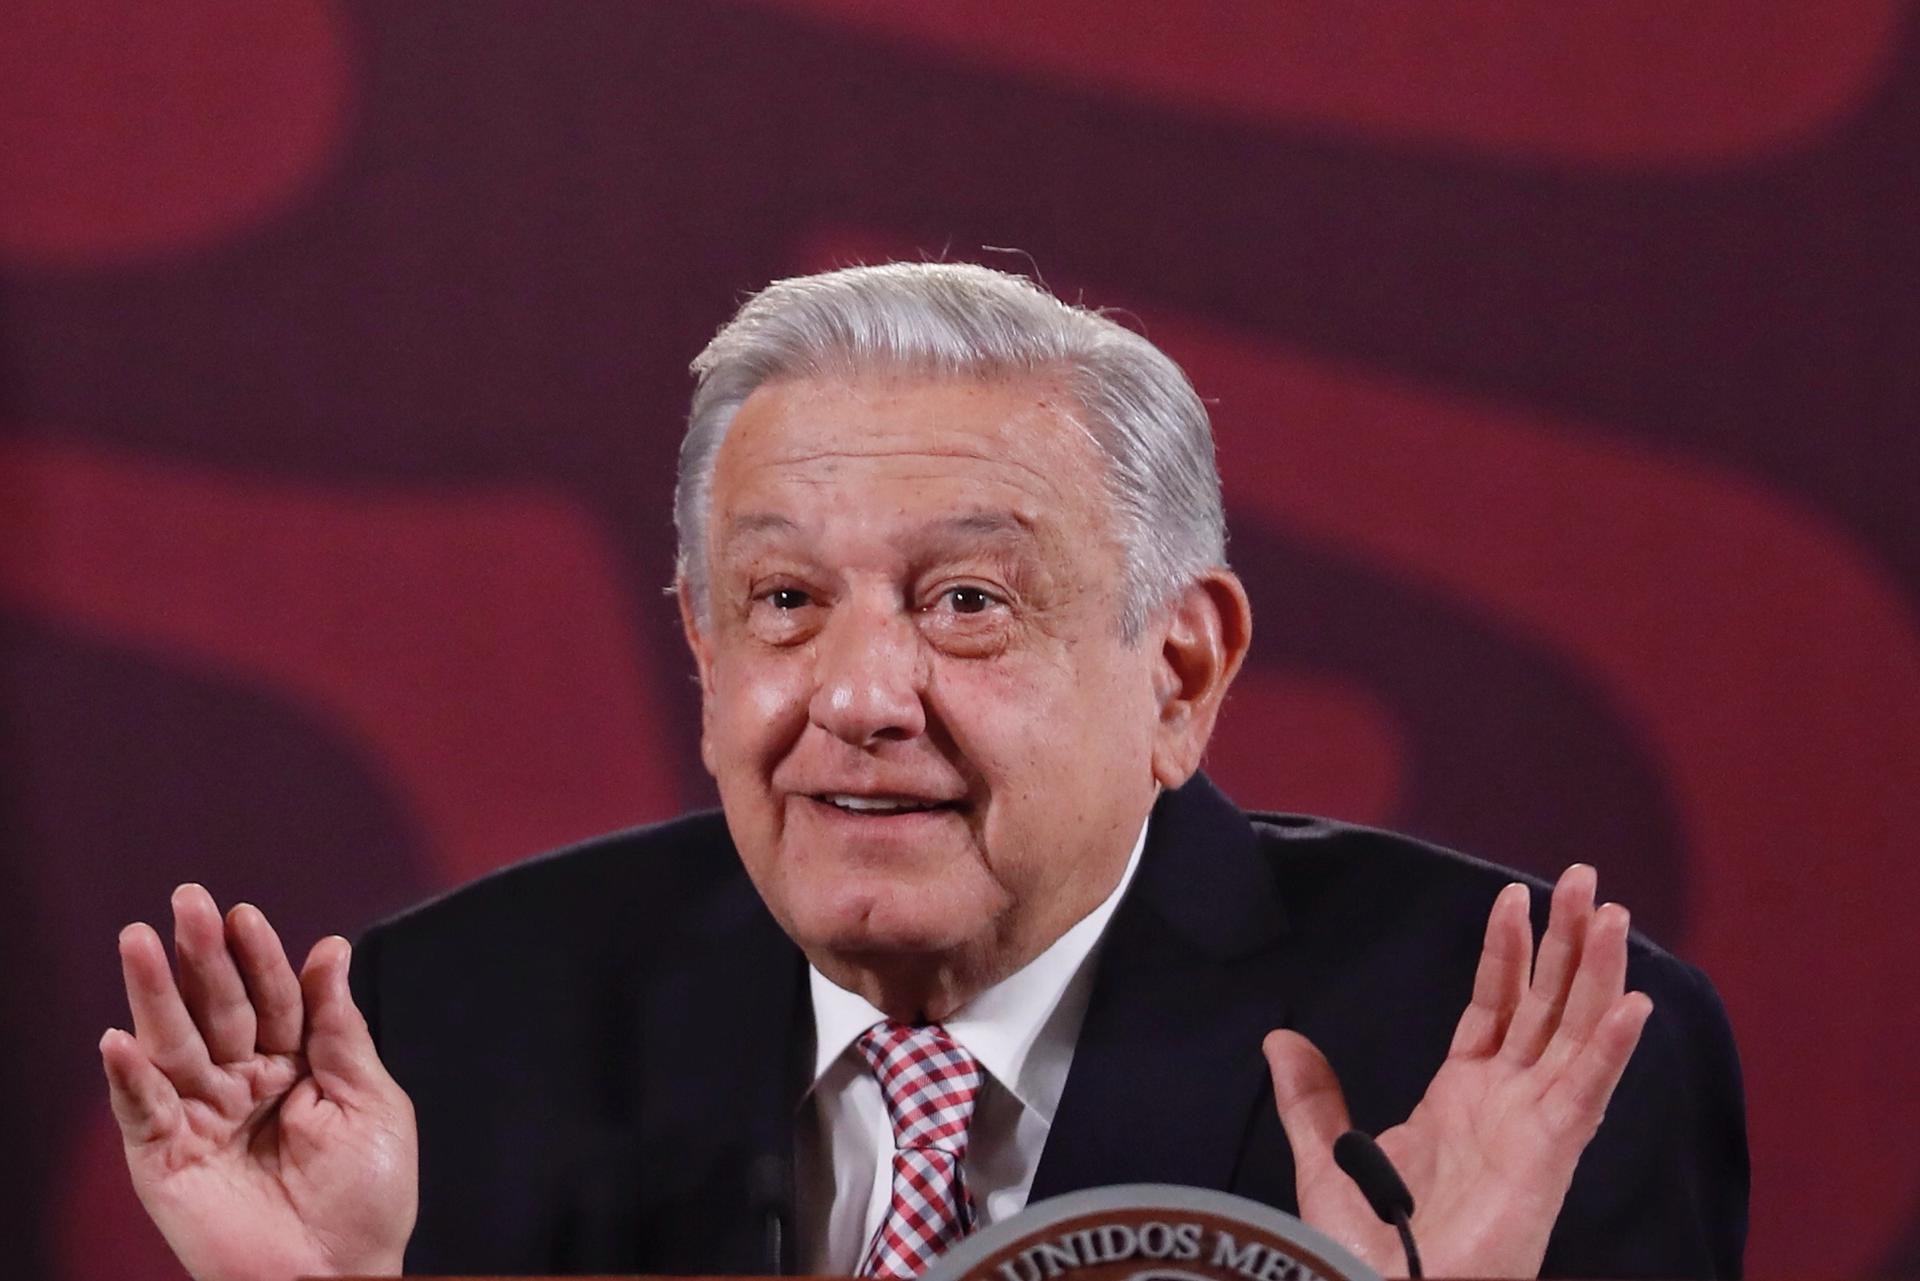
top-left (807, 813), bottom-right (1151, 1125)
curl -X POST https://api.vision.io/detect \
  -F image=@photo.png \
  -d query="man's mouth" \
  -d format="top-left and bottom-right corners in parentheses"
top-left (812, 793), bottom-right (960, 816)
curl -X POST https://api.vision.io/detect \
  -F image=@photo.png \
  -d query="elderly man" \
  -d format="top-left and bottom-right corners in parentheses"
top-left (103, 263), bottom-right (1746, 1281)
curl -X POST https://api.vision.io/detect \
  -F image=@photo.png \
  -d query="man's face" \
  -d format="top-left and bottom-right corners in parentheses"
top-left (684, 373), bottom-right (1167, 1009)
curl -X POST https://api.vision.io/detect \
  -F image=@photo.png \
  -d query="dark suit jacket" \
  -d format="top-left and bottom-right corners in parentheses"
top-left (350, 774), bottom-right (1748, 1278)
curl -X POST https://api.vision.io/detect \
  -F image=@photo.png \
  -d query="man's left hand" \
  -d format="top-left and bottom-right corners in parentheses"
top-left (1263, 864), bottom-right (1652, 1279)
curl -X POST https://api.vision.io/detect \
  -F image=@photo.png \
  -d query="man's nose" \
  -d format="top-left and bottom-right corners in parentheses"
top-left (808, 598), bottom-right (929, 746)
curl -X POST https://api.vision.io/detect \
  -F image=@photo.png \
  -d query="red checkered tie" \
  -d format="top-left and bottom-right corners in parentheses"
top-left (856, 1021), bottom-right (984, 1280)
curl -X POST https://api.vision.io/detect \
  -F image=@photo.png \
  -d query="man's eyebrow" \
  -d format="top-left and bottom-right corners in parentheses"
top-left (715, 512), bottom-right (802, 555)
top-left (721, 512), bottom-right (799, 538)
top-left (923, 510), bottom-right (1038, 542)
top-left (713, 509), bottom-right (1040, 566)
top-left (720, 510), bottom-right (1034, 543)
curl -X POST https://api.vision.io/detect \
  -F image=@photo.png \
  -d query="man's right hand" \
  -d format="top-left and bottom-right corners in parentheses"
top-left (101, 885), bottom-right (418, 1281)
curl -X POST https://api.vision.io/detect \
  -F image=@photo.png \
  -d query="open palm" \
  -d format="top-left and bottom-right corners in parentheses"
top-left (103, 885), bottom-right (417, 1281)
top-left (1266, 866), bottom-right (1652, 1278)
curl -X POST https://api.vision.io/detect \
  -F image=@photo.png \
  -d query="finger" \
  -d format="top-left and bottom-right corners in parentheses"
top-left (1448, 882), bottom-right (1531, 1058)
top-left (1263, 1029), bottom-right (1354, 1183)
top-left (227, 902), bottom-right (305, 1055)
top-left (101, 1027), bottom-right (184, 1146)
top-left (119, 921), bottom-right (220, 1096)
top-left (1542, 991), bottom-right (1653, 1137)
top-left (1536, 903), bottom-right (1631, 1077)
top-left (300, 936), bottom-right (393, 1104)
top-left (171, 884), bottom-right (258, 1064)
top-left (1501, 864), bottom-right (1596, 1064)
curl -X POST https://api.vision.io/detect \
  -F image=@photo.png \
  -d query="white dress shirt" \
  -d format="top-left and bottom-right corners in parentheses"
top-left (795, 818), bottom-right (1151, 1275)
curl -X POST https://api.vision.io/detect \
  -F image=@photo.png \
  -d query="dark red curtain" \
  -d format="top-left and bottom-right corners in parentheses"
top-left (3, 3), bottom-right (1915, 1278)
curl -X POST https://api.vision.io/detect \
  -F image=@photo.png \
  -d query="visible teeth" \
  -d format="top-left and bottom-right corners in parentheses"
top-left (825, 794), bottom-right (937, 814)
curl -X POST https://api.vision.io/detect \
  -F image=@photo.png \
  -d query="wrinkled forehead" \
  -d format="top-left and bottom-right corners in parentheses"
top-left (720, 369), bottom-right (1094, 457)
top-left (708, 372), bottom-right (1117, 551)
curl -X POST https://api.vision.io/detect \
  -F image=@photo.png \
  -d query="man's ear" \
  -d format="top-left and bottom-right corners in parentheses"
top-left (676, 577), bottom-right (719, 775)
top-left (1149, 569), bottom-right (1253, 789)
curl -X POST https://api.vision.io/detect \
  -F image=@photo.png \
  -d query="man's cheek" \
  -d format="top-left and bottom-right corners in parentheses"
top-left (746, 673), bottom-right (802, 727)
top-left (713, 654), bottom-right (811, 739)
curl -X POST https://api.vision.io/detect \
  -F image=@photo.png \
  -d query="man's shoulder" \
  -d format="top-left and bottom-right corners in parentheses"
top-left (1236, 808), bottom-right (1716, 1007)
top-left (1246, 808), bottom-right (1535, 891)
top-left (346, 806), bottom-right (790, 1066)
top-left (1242, 808), bottom-right (1539, 944)
top-left (355, 807), bottom-right (748, 960)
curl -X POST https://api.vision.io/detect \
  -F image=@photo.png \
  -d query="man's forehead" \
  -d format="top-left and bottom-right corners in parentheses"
top-left (709, 374), bottom-right (1109, 542)
top-left (718, 371), bottom-right (1092, 459)
top-left (714, 506), bottom-right (1046, 560)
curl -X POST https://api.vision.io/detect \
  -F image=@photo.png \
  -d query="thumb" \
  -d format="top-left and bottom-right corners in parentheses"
top-left (299, 936), bottom-right (394, 1104)
top-left (1263, 1028), bottom-right (1353, 1185)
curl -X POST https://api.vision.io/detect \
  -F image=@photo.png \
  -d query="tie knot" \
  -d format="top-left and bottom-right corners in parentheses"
top-left (856, 1021), bottom-right (983, 1157)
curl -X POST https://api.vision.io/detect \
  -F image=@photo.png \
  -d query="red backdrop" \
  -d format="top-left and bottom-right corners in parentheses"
top-left (2, 4), bottom-right (1915, 1278)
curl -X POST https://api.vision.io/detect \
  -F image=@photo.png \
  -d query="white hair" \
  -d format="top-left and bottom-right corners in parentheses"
top-left (674, 261), bottom-right (1227, 640)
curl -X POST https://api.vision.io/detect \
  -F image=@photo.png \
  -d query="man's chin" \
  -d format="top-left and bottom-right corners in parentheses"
top-left (796, 883), bottom-right (1005, 965)
top-left (787, 882), bottom-right (1028, 1018)
top-left (809, 911), bottom-right (976, 959)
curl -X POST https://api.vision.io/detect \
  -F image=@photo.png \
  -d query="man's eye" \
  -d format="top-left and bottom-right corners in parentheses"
top-left (767, 588), bottom-right (812, 610)
top-left (943, 586), bottom-right (995, 614)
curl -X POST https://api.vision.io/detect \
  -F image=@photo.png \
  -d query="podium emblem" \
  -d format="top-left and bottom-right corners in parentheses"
top-left (921, 1185), bottom-right (1383, 1281)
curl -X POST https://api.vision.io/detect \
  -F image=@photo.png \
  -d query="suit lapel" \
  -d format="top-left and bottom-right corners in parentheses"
top-left (629, 853), bottom-right (809, 1273)
top-left (1031, 775), bottom-right (1296, 1200)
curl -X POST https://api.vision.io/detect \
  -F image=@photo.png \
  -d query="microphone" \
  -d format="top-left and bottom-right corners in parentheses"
top-left (1332, 1130), bottom-right (1421, 1279)
top-left (749, 1152), bottom-right (793, 1276)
